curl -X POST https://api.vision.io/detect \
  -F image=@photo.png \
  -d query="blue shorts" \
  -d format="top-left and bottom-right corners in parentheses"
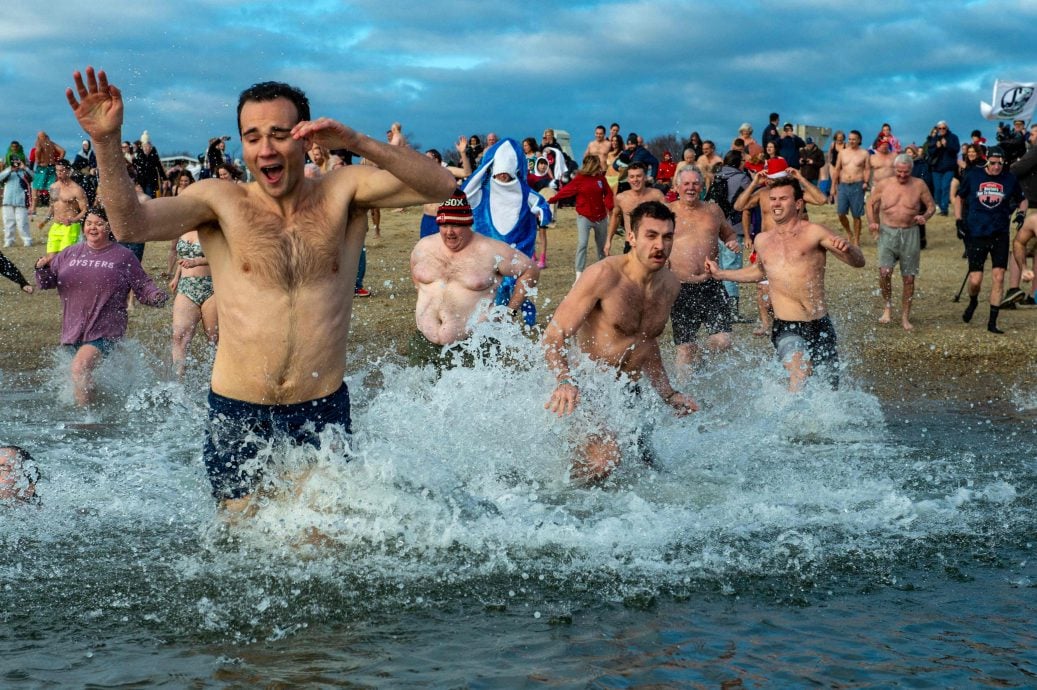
top-left (419, 213), bottom-right (439, 238)
top-left (203, 384), bottom-right (352, 500)
top-left (65, 338), bottom-right (116, 357)
top-left (837, 182), bottom-right (865, 218)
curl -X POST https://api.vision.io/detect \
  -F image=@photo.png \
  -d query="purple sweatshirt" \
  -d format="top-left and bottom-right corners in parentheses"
top-left (35, 242), bottom-right (168, 344)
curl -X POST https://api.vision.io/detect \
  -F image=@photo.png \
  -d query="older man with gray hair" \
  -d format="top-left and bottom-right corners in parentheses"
top-left (866, 152), bottom-right (936, 330)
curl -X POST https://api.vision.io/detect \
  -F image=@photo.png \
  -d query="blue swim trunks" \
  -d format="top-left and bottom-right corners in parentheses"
top-left (203, 384), bottom-right (352, 500)
top-left (837, 181), bottom-right (865, 218)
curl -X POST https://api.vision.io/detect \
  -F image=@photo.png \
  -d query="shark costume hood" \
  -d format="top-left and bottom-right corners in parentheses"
top-left (462, 138), bottom-right (551, 259)
top-left (461, 138), bottom-right (550, 326)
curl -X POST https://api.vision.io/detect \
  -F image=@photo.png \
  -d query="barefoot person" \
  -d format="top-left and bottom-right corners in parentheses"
top-left (544, 201), bottom-right (697, 482)
top-left (735, 162), bottom-right (826, 335)
top-left (410, 190), bottom-right (539, 366)
top-left (830, 130), bottom-right (870, 246)
top-left (169, 229), bottom-right (218, 378)
top-left (866, 153), bottom-right (936, 330)
top-left (66, 67), bottom-right (455, 511)
top-left (34, 208), bottom-right (168, 406)
top-left (41, 159), bottom-right (87, 258)
top-left (707, 177), bottom-right (865, 391)
top-left (667, 167), bottom-right (740, 374)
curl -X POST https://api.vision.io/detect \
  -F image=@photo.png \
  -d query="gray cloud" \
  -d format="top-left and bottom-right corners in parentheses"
top-left (4, 0), bottom-right (1035, 161)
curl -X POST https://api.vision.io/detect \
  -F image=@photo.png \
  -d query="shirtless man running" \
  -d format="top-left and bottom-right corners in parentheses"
top-left (584, 125), bottom-right (611, 171)
top-left (66, 66), bottom-right (456, 513)
top-left (544, 200), bottom-right (697, 481)
top-left (410, 190), bottom-right (538, 365)
top-left (866, 153), bottom-right (935, 330)
top-left (830, 130), bottom-right (871, 246)
top-left (734, 166), bottom-right (827, 334)
top-left (41, 159), bottom-right (87, 257)
top-left (708, 177), bottom-right (865, 391)
top-left (604, 162), bottom-right (666, 255)
top-left (668, 166), bottom-right (740, 373)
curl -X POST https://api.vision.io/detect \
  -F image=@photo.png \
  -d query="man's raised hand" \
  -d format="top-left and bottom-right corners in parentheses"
top-left (66, 67), bottom-right (124, 141)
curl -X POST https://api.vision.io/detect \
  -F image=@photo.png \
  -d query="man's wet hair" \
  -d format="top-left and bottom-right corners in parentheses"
top-left (769, 176), bottom-right (804, 200)
top-left (55, 158), bottom-right (71, 168)
top-left (237, 82), bottom-right (311, 133)
top-left (630, 200), bottom-right (675, 235)
top-left (426, 149), bottom-right (443, 164)
top-left (627, 161), bottom-right (648, 174)
top-left (723, 150), bottom-right (743, 169)
top-left (849, 129), bottom-right (862, 140)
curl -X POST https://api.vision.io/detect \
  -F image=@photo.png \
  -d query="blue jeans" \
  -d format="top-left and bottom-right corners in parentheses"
top-left (718, 236), bottom-right (743, 298)
top-left (932, 170), bottom-right (955, 213)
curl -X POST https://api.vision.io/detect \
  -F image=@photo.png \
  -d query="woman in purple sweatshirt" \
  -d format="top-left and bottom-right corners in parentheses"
top-left (35, 207), bottom-right (167, 406)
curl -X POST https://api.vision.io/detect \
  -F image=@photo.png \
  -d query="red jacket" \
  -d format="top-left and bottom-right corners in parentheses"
top-left (547, 173), bottom-right (614, 222)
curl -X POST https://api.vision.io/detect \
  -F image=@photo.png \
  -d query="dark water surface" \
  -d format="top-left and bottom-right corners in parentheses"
top-left (1, 336), bottom-right (1034, 687)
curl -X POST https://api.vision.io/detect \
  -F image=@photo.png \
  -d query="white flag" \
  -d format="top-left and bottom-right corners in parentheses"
top-left (980, 80), bottom-right (1037, 122)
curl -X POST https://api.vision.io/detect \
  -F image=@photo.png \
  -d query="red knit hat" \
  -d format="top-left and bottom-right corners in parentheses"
top-left (436, 189), bottom-right (474, 226)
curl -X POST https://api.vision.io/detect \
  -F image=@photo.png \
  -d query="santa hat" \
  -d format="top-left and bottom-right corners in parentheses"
top-left (436, 189), bottom-right (474, 226)
top-left (764, 158), bottom-right (789, 178)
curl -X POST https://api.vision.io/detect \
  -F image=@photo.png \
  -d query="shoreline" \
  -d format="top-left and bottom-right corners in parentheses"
top-left (1, 206), bottom-right (1034, 404)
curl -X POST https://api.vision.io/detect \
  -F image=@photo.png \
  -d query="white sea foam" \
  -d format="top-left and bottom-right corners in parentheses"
top-left (0, 323), bottom-right (1029, 638)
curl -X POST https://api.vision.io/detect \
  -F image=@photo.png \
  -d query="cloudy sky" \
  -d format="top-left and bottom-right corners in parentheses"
top-left (3, 0), bottom-right (1034, 161)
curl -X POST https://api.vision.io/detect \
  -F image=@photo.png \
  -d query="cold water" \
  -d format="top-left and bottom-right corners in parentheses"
top-left (0, 327), bottom-right (1034, 686)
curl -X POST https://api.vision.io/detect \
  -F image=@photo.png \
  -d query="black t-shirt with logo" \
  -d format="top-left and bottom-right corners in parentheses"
top-left (958, 169), bottom-right (1023, 237)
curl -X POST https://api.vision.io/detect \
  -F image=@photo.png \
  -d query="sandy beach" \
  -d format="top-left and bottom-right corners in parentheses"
top-left (1, 204), bottom-right (1034, 402)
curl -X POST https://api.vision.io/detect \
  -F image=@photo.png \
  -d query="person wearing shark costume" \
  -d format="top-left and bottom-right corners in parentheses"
top-left (462, 138), bottom-right (551, 325)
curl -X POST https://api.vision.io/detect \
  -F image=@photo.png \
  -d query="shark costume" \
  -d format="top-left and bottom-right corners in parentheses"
top-left (462, 139), bottom-right (551, 325)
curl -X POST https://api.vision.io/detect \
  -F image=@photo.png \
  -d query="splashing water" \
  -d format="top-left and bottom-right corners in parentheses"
top-left (0, 326), bottom-right (1033, 647)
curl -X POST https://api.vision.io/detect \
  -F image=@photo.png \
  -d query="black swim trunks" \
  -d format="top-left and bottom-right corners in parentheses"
top-left (771, 315), bottom-right (840, 389)
top-left (671, 279), bottom-right (733, 345)
top-left (203, 384), bottom-right (352, 500)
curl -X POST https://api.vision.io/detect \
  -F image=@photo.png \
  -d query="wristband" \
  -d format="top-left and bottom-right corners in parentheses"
top-left (664, 390), bottom-right (678, 402)
top-left (557, 378), bottom-right (576, 388)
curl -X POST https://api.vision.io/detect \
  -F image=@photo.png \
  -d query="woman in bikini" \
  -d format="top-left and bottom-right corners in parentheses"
top-left (167, 171), bottom-right (218, 378)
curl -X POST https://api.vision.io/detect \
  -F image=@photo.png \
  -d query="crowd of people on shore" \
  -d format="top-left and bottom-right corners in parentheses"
top-left (2, 67), bottom-right (1035, 505)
